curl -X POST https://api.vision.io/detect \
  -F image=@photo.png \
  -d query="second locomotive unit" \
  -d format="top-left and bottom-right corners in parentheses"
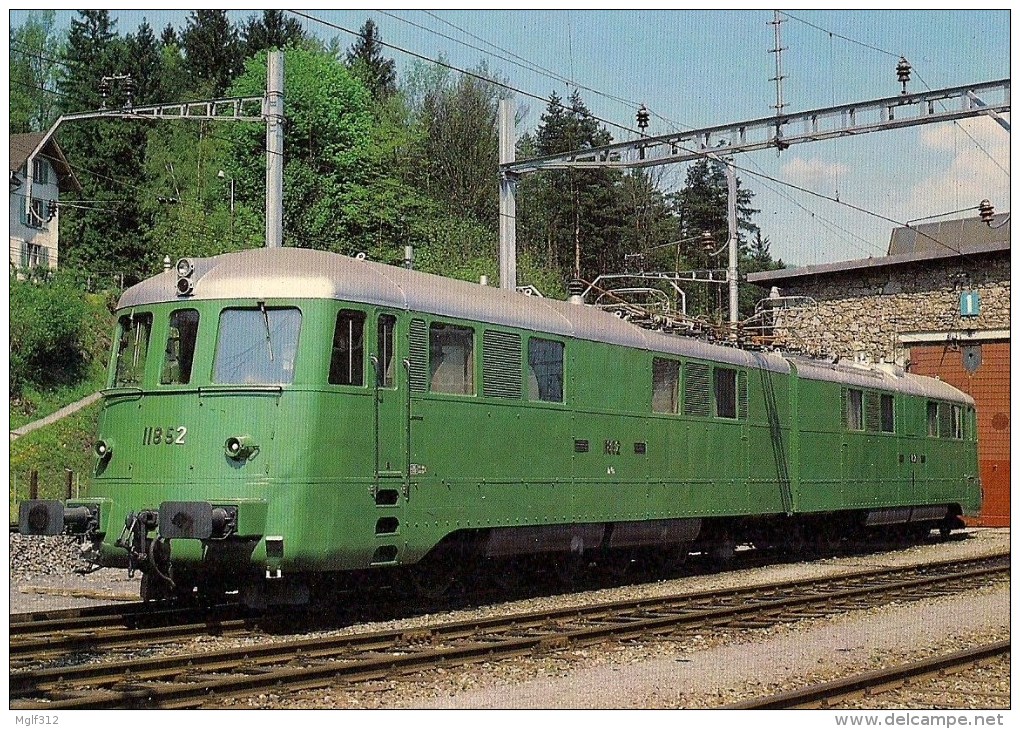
top-left (19, 247), bottom-right (981, 604)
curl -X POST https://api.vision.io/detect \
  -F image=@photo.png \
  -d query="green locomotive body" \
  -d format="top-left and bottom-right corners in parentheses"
top-left (19, 248), bottom-right (980, 603)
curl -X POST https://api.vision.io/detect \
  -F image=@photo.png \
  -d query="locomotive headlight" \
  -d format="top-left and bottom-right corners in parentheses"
top-left (176, 258), bottom-right (194, 277)
top-left (94, 439), bottom-right (113, 459)
top-left (224, 435), bottom-right (254, 460)
top-left (176, 277), bottom-right (194, 296)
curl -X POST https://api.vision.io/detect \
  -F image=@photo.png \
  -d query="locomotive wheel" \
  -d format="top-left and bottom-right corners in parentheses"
top-left (601, 551), bottom-right (634, 580)
top-left (140, 572), bottom-right (172, 602)
top-left (647, 544), bottom-right (688, 576)
top-left (708, 537), bottom-right (736, 566)
top-left (551, 551), bottom-right (586, 587)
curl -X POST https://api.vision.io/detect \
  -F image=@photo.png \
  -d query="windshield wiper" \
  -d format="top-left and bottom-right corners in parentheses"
top-left (258, 301), bottom-right (275, 362)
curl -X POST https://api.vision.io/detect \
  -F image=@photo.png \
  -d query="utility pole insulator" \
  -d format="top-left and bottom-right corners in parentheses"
top-left (896, 57), bottom-right (912, 95)
top-left (978, 199), bottom-right (994, 225)
top-left (636, 105), bottom-right (650, 134)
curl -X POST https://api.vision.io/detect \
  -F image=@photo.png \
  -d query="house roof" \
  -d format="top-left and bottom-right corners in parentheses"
top-left (887, 213), bottom-right (1010, 256)
top-left (747, 214), bottom-right (1010, 286)
top-left (9, 132), bottom-right (81, 193)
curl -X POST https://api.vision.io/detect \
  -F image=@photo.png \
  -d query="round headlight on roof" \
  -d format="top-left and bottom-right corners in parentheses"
top-left (176, 258), bottom-right (194, 278)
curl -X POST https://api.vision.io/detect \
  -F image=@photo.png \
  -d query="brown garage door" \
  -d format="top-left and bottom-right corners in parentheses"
top-left (910, 342), bottom-right (1009, 527)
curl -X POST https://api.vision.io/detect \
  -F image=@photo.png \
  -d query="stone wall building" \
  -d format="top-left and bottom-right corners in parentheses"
top-left (747, 214), bottom-right (1010, 526)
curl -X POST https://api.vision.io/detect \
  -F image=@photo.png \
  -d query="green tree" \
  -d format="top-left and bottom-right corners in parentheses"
top-left (181, 10), bottom-right (242, 95)
top-left (227, 47), bottom-right (424, 258)
top-left (9, 10), bottom-right (60, 133)
top-left (55, 11), bottom-right (154, 279)
top-left (345, 19), bottom-right (397, 102)
top-left (242, 10), bottom-right (306, 56)
top-left (521, 90), bottom-right (623, 282)
top-left (10, 273), bottom-right (95, 395)
top-left (406, 61), bottom-right (509, 227)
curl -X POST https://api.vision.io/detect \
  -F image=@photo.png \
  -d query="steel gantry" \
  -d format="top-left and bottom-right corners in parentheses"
top-left (497, 78), bottom-right (1011, 318)
top-left (26, 52), bottom-right (285, 248)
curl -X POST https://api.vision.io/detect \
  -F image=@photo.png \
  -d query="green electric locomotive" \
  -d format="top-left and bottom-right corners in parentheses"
top-left (19, 248), bottom-right (981, 605)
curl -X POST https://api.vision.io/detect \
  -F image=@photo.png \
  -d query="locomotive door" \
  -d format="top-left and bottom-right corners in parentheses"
top-left (371, 311), bottom-right (406, 501)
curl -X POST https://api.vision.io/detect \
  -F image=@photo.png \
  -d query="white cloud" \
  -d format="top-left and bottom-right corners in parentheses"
top-left (779, 156), bottom-right (851, 189)
top-left (902, 116), bottom-right (1010, 218)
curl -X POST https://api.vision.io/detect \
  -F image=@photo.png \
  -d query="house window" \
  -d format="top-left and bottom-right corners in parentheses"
top-left (21, 243), bottom-right (48, 268)
top-left (528, 337), bottom-right (564, 403)
top-left (328, 309), bottom-right (366, 386)
top-left (33, 158), bottom-right (48, 185)
top-left (161, 309), bottom-right (200, 385)
top-left (651, 358), bottom-right (679, 414)
top-left (880, 394), bottom-right (895, 433)
top-left (846, 389), bottom-right (864, 431)
top-left (714, 367), bottom-right (737, 419)
top-left (21, 198), bottom-right (47, 229)
top-left (429, 323), bottom-right (474, 395)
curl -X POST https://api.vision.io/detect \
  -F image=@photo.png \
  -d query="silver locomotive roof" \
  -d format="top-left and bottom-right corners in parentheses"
top-left (119, 248), bottom-right (972, 404)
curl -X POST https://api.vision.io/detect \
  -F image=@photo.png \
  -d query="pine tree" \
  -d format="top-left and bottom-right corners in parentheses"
top-left (181, 10), bottom-right (242, 96)
top-left (345, 19), bottom-right (396, 101)
top-left (55, 11), bottom-right (153, 279)
top-left (160, 23), bottom-right (178, 47)
top-left (125, 20), bottom-right (163, 103)
top-left (242, 10), bottom-right (305, 56)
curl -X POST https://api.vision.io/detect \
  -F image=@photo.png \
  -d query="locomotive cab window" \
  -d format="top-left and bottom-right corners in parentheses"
top-left (846, 389), bottom-right (864, 431)
top-left (114, 312), bottom-right (153, 386)
top-left (376, 315), bottom-right (396, 388)
top-left (528, 338), bottom-right (564, 403)
top-left (329, 310), bottom-right (366, 386)
top-left (652, 358), bottom-right (679, 414)
top-left (213, 306), bottom-right (302, 385)
top-left (161, 309), bottom-right (199, 385)
top-left (429, 323), bottom-right (474, 395)
top-left (714, 367), bottom-right (737, 419)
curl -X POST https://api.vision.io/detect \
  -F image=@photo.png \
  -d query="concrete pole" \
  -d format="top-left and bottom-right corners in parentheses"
top-left (266, 51), bottom-right (284, 248)
top-left (498, 98), bottom-right (517, 291)
top-left (723, 158), bottom-right (739, 326)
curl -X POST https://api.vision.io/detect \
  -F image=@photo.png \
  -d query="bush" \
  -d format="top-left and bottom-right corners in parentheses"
top-left (9, 272), bottom-right (104, 396)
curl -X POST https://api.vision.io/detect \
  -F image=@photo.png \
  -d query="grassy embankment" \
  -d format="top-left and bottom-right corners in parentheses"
top-left (9, 295), bottom-right (112, 523)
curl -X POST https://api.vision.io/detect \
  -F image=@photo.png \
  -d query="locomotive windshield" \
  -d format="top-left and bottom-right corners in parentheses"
top-left (213, 307), bottom-right (301, 384)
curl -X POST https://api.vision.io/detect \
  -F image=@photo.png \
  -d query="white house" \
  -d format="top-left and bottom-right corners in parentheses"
top-left (9, 132), bottom-right (80, 271)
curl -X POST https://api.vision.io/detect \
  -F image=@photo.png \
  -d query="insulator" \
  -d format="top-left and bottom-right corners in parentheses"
top-left (636, 104), bottom-right (650, 133)
top-left (46, 200), bottom-right (57, 221)
top-left (978, 199), bottom-right (994, 224)
top-left (896, 57), bottom-right (912, 95)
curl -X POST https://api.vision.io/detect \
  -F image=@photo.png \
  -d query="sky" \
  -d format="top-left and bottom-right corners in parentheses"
top-left (8, 8), bottom-right (1011, 269)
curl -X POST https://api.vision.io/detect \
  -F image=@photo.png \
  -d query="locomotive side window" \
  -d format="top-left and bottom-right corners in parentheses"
top-left (951, 404), bottom-right (963, 440)
top-left (429, 323), bottom-right (474, 395)
top-left (114, 312), bottom-right (153, 386)
top-left (846, 389), bottom-right (864, 431)
top-left (213, 307), bottom-right (302, 384)
top-left (651, 358), bottom-right (679, 414)
top-left (328, 310), bottom-right (366, 386)
top-left (377, 315), bottom-right (396, 388)
top-left (161, 309), bottom-right (199, 385)
top-left (938, 402), bottom-right (952, 439)
top-left (714, 367), bottom-right (737, 419)
top-left (528, 338), bottom-right (564, 403)
top-left (880, 394), bottom-right (895, 433)
top-left (927, 401), bottom-right (939, 437)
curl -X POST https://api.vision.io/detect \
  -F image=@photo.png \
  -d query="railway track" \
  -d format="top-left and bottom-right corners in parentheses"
top-left (10, 602), bottom-right (250, 665)
top-left (11, 553), bottom-right (1008, 709)
top-left (6, 543), bottom-right (926, 664)
top-left (726, 640), bottom-right (1011, 709)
